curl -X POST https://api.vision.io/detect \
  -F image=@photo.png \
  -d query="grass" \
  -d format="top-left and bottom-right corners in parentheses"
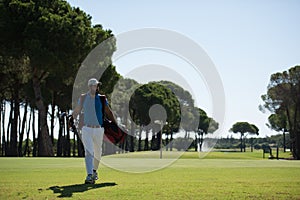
top-left (0, 151), bottom-right (299, 200)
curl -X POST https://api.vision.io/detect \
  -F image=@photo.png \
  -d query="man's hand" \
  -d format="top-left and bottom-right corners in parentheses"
top-left (67, 115), bottom-right (75, 129)
top-left (72, 104), bottom-right (81, 119)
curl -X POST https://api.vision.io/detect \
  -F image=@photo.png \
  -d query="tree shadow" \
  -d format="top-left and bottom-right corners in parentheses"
top-left (48, 182), bottom-right (117, 198)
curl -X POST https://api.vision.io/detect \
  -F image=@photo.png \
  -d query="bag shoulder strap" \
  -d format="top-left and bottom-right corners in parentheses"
top-left (99, 94), bottom-right (106, 118)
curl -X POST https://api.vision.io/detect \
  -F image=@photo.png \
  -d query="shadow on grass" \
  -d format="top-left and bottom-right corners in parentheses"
top-left (48, 182), bottom-right (117, 198)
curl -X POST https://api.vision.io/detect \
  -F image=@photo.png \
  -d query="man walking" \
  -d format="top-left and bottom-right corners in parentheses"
top-left (72, 78), bottom-right (115, 184)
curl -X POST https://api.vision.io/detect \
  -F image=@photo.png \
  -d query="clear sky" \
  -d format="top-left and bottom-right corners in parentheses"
top-left (67, 0), bottom-right (300, 138)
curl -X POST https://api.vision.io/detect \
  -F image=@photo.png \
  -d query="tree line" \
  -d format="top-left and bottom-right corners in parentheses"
top-left (1, 0), bottom-right (299, 159)
top-left (214, 134), bottom-right (291, 152)
top-left (110, 79), bottom-right (219, 154)
top-left (0, 0), bottom-right (218, 157)
top-left (0, 0), bottom-right (118, 156)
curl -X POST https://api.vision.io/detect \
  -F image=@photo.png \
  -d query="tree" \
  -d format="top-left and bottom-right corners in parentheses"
top-left (129, 82), bottom-right (181, 151)
top-left (110, 78), bottom-right (140, 152)
top-left (230, 122), bottom-right (259, 152)
top-left (195, 108), bottom-right (219, 152)
top-left (267, 113), bottom-right (288, 152)
top-left (208, 118), bottom-right (219, 134)
top-left (261, 66), bottom-right (300, 159)
top-left (196, 108), bottom-right (209, 152)
top-left (158, 81), bottom-right (198, 150)
top-left (1, 0), bottom-right (114, 156)
top-left (0, 55), bottom-right (31, 156)
top-left (249, 124), bottom-right (259, 152)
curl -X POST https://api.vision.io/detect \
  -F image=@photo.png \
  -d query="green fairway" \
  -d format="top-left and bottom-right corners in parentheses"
top-left (0, 152), bottom-right (299, 200)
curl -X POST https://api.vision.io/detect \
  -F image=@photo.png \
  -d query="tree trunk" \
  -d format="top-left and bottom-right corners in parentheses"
top-left (50, 92), bottom-right (56, 144)
top-left (285, 106), bottom-right (299, 159)
top-left (18, 101), bottom-right (28, 156)
top-left (199, 133), bottom-right (204, 152)
top-left (57, 112), bottom-right (63, 157)
top-left (166, 134), bottom-right (169, 151)
top-left (170, 131), bottom-right (173, 151)
top-left (151, 132), bottom-right (156, 150)
top-left (65, 117), bottom-right (71, 157)
top-left (32, 71), bottom-right (53, 156)
top-left (72, 131), bottom-right (76, 157)
top-left (8, 96), bottom-right (18, 156)
top-left (129, 122), bottom-right (135, 152)
top-left (157, 131), bottom-right (161, 151)
top-left (144, 129), bottom-right (149, 151)
top-left (122, 108), bottom-right (128, 153)
top-left (296, 131), bottom-right (300, 160)
top-left (243, 137), bottom-right (246, 152)
top-left (62, 116), bottom-right (67, 156)
top-left (293, 103), bottom-right (300, 159)
top-left (2, 124), bottom-right (5, 156)
top-left (23, 110), bottom-right (32, 157)
top-left (124, 134), bottom-right (129, 152)
top-left (240, 134), bottom-right (243, 152)
top-left (32, 108), bottom-right (37, 157)
top-left (283, 130), bottom-right (286, 153)
top-left (6, 100), bottom-right (12, 156)
top-left (0, 102), bottom-right (2, 156)
top-left (138, 126), bottom-right (142, 151)
top-left (194, 134), bottom-right (198, 152)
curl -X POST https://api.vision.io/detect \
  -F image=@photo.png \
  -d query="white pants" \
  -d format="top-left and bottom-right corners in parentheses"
top-left (81, 126), bottom-right (104, 175)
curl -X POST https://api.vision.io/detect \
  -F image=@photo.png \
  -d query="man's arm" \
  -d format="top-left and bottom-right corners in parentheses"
top-left (72, 105), bottom-right (81, 119)
top-left (104, 105), bottom-right (117, 124)
top-left (72, 95), bottom-right (85, 119)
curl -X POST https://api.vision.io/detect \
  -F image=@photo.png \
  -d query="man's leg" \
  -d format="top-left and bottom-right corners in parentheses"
top-left (82, 126), bottom-right (94, 183)
top-left (93, 127), bottom-right (104, 179)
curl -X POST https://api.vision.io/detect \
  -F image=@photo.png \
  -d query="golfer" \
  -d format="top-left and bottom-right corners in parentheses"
top-left (72, 78), bottom-right (115, 184)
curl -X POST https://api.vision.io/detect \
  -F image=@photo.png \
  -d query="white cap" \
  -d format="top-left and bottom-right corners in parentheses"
top-left (88, 78), bottom-right (101, 86)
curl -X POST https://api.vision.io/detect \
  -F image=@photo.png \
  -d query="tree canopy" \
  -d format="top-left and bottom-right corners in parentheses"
top-left (261, 65), bottom-right (300, 159)
top-left (129, 82), bottom-right (181, 129)
top-left (230, 121), bottom-right (259, 152)
top-left (0, 0), bottom-right (117, 156)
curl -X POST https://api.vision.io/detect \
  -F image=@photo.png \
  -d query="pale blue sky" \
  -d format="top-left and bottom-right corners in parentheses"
top-left (67, 0), bottom-right (300, 138)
